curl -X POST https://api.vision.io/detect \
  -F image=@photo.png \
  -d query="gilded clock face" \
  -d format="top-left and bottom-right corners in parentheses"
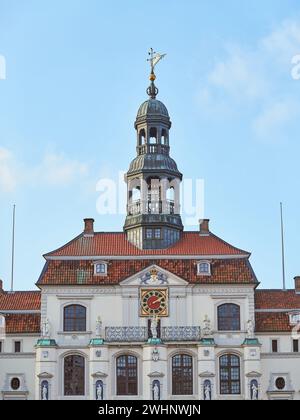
top-left (140, 288), bottom-right (168, 317)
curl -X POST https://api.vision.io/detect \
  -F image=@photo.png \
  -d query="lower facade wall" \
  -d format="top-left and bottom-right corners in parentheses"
top-left (1, 344), bottom-right (300, 400)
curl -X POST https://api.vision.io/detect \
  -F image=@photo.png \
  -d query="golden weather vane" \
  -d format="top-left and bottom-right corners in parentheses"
top-left (147, 48), bottom-right (166, 79)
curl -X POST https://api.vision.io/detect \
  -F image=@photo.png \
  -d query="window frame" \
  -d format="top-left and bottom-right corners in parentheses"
top-left (116, 354), bottom-right (138, 396)
top-left (197, 261), bottom-right (211, 276)
top-left (217, 303), bottom-right (241, 332)
top-left (63, 304), bottom-right (87, 332)
top-left (293, 339), bottom-right (299, 353)
top-left (94, 261), bottom-right (108, 276)
top-left (63, 354), bottom-right (85, 396)
top-left (13, 340), bottom-right (21, 353)
top-left (219, 354), bottom-right (241, 395)
top-left (171, 353), bottom-right (194, 396)
top-left (271, 339), bottom-right (278, 353)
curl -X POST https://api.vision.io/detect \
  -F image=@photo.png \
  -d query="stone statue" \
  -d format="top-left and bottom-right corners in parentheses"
top-left (96, 316), bottom-right (102, 337)
top-left (42, 319), bottom-right (50, 338)
top-left (251, 382), bottom-right (258, 400)
top-left (247, 319), bottom-right (255, 339)
top-left (42, 383), bottom-right (48, 400)
top-left (203, 315), bottom-right (212, 336)
top-left (96, 382), bottom-right (103, 400)
top-left (153, 382), bottom-right (160, 400)
top-left (204, 381), bottom-right (211, 400)
top-left (151, 316), bottom-right (159, 339)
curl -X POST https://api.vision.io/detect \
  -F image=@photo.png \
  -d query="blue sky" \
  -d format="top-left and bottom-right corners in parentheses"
top-left (0, 0), bottom-right (300, 291)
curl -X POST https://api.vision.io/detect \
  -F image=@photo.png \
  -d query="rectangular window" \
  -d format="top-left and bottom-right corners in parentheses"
top-left (293, 339), bottom-right (299, 353)
top-left (154, 229), bottom-right (161, 239)
top-left (146, 229), bottom-right (153, 239)
top-left (0, 341), bottom-right (2, 353)
top-left (272, 339), bottom-right (278, 353)
top-left (14, 341), bottom-right (21, 353)
top-left (95, 263), bottom-right (107, 275)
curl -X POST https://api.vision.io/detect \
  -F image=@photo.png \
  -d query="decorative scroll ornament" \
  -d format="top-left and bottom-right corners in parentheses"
top-left (140, 268), bottom-right (168, 285)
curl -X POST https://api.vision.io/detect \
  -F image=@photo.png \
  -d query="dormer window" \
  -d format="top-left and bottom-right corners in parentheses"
top-left (197, 261), bottom-right (211, 276)
top-left (289, 313), bottom-right (300, 325)
top-left (94, 261), bottom-right (108, 276)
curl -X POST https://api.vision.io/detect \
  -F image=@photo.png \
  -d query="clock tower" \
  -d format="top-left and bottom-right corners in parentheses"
top-left (124, 50), bottom-right (183, 249)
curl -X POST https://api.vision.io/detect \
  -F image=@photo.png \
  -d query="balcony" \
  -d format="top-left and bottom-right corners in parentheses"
top-left (105, 326), bottom-right (201, 343)
top-left (105, 327), bottom-right (148, 342)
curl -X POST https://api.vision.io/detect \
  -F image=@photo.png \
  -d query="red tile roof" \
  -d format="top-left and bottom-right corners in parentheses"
top-left (37, 258), bottom-right (256, 285)
top-left (4, 313), bottom-right (41, 334)
top-left (255, 290), bottom-right (300, 332)
top-left (255, 312), bottom-right (292, 333)
top-left (0, 291), bottom-right (41, 311)
top-left (44, 232), bottom-right (249, 258)
top-left (255, 290), bottom-right (300, 310)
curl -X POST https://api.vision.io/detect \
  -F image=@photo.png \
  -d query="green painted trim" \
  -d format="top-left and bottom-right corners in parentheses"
top-left (36, 339), bottom-right (57, 347)
top-left (89, 338), bottom-right (105, 346)
top-left (199, 338), bottom-right (215, 346)
top-left (243, 338), bottom-right (260, 346)
top-left (147, 338), bottom-right (162, 345)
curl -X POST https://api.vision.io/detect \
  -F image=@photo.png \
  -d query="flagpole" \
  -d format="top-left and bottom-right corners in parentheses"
top-left (280, 202), bottom-right (286, 291)
top-left (10, 204), bottom-right (16, 292)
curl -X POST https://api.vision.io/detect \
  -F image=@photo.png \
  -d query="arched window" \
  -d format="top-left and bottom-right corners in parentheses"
top-left (172, 354), bottom-right (193, 395)
top-left (63, 305), bottom-right (86, 332)
top-left (139, 129), bottom-right (146, 145)
top-left (116, 355), bottom-right (138, 396)
top-left (219, 354), bottom-right (240, 395)
top-left (149, 127), bottom-right (157, 144)
top-left (64, 355), bottom-right (85, 396)
top-left (161, 129), bottom-right (168, 145)
top-left (217, 304), bottom-right (240, 331)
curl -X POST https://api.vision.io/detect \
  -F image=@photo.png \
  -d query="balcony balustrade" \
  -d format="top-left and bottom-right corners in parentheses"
top-left (105, 326), bottom-right (201, 342)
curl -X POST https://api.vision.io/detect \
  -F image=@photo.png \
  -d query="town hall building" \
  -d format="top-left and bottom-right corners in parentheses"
top-left (1, 53), bottom-right (300, 400)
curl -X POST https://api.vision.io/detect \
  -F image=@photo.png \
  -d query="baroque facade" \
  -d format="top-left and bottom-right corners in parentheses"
top-left (1, 60), bottom-right (300, 400)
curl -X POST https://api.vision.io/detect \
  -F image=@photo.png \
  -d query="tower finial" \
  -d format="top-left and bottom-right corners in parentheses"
top-left (146, 48), bottom-right (166, 99)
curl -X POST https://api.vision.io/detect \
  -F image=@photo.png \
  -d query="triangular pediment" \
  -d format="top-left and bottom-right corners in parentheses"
top-left (120, 264), bottom-right (188, 286)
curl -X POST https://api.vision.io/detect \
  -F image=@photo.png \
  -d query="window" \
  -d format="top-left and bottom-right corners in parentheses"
top-left (293, 339), bottom-right (299, 353)
top-left (197, 261), bottom-right (211, 275)
top-left (94, 262), bottom-right (107, 276)
top-left (0, 341), bottom-right (2, 353)
top-left (275, 377), bottom-right (285, 390)
top-left (219, 354), bottom-right (241, 395)
top-left (63, 305), bottom-right (86, 332)
top-left (116, 355), bottom-right (138, 396)
top-left (14, 341), bottom-right (21, 353)
top-left (64, 355), bottom-right (85, 396)
top-left (172, 354), bottom-right (193, 395)
top-left (217, 304), bottom-right (240, 331)
top-left (289, 313), bottom-right (300, 325)
top-left (146, 229), bottom-right (153, 239)
top-left (154, 229), bottom-right (161, 239)
top-left (10, 377), bottom-right (20, 391)
top-left (272, 339), bottom-right (278, 353)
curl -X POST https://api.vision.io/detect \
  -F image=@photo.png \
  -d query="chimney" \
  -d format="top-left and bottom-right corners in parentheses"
top-left (83, 218), bottom-right (94, 237)
top-left (294, 276), bottom-right (300, 294)
top-left (0, 279), bottom-right (3, 294)
top-left (199, 219), bottom-right (210, 236)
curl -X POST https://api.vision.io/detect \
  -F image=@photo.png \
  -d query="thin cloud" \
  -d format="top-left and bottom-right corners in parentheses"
top-left (0, 148), bottom-right (89, 193)
top-left (197, 18), bottom-right (300, 142)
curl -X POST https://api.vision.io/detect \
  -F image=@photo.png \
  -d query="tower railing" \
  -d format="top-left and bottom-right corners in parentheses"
top-left (137, 144), bottom-right (170, 155)
top-left (128, 200), bottom-right (175, 215)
